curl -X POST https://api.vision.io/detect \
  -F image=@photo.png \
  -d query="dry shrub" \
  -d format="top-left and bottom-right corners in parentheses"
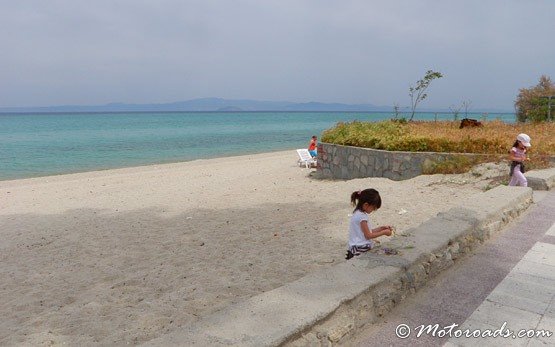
top-left (406, 120), bottom-right (554, 156)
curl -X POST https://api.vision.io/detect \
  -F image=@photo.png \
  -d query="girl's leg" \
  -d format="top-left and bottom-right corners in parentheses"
top-left (511, 169), bottom-right (528, 187)
top-left (508, 174), bottom-right (517, 186)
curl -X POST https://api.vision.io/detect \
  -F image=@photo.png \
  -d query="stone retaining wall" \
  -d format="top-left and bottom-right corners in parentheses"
top-left (317, 143), bottom-right (555, 181)
top-left (317, 143), bottom-right (488, 181)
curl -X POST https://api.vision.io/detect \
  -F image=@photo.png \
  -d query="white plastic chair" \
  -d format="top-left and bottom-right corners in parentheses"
top-left (296, 149), bottom-right (317, 168)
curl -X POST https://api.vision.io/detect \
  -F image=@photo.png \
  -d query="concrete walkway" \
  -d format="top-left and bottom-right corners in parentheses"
top-left (445, 239), bottom-right (555, 346)
top-left (350, 190), bottom-right (555, 346)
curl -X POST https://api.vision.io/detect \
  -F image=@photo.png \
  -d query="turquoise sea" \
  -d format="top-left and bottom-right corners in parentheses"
top-left (0, 111), bottom-right (515, 180)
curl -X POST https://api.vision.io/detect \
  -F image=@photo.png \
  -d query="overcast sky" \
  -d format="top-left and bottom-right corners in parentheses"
top-left (1, 0), bottom-right (554, 110)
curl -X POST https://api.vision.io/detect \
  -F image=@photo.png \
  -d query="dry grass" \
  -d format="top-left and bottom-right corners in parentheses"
top-left (404, 121), bottom-right (554, 155)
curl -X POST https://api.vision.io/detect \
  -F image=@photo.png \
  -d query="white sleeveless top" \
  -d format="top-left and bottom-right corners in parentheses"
top-left (348, 210), bottom-right (374, 247)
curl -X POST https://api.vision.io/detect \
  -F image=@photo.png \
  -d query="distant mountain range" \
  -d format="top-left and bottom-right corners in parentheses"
top-left (0, 97), bottom-right (512, 113)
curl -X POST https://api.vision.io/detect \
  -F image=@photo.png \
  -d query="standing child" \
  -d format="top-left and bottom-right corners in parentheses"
top-left (508, 133), bottom-right (531, 187)
top-left (346, 188), bottom-right (393, 260)
top-left (308, 135), bottom-right (318, 157)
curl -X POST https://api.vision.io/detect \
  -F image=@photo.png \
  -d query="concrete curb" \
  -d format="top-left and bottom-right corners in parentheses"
top-left (144, 186), bottom-right (533, 346)
top-left (527, 167), bottom-right (555, 190)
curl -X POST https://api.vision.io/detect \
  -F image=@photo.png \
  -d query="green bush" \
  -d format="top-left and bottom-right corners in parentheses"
top-left (515, 75), bottom-right (555, 122)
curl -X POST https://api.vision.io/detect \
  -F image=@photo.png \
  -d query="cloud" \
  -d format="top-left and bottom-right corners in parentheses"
top-left (0, 0), bottom-right (554, 109)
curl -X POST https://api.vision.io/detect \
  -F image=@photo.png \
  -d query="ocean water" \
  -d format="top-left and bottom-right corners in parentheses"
top-left (0, 111), bottom-right (515, 180)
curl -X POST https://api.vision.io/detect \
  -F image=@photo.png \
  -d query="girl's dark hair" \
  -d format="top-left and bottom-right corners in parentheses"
top-left (512, 140), bottom-right (520, 148)
top-left (351, 188), bottom-right (381, 212)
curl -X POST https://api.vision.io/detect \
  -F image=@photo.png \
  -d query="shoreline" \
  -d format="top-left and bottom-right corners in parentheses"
top-left (0, 149), bottom-right (506, 345)
top-left (0, 148), bottom-right (298, 183)
top-left (1, 113), bottom-right (519, 182)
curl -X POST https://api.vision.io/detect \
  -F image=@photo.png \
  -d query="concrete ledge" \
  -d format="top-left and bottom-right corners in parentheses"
top-left (144, 186), bottom-right (533, 346)
top-left (527, 167), bottom-right (555, 190)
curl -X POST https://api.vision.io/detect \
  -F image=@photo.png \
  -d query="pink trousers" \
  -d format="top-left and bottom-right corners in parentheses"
top-left (509, 165), bottom-right (527, 187)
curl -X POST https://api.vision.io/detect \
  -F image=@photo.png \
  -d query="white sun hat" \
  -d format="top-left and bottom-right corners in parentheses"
top-left (516, 133), bottom-right (531, 147)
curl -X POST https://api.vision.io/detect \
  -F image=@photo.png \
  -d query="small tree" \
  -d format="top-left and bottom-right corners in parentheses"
top-left (462, 100), bottom-right (472, 118)
top-left (392, 103), bottom-right (401, 119)
top-left (449, 104), bottom-right (462, 121)
top-left (515, 75), bottom-right (555, 122)
top-left (408, 70), bottom-right (443, 121)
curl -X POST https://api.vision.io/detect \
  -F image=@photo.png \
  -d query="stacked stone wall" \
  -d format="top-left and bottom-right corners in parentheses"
top-left (317, 143), bottom-right (486, 180)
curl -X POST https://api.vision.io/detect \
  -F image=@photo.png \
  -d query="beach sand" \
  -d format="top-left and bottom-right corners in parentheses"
top-left (0, 151), bottom-right (506, 345)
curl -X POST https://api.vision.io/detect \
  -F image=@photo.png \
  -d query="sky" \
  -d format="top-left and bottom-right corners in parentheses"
top-left (1, 0), bottom-right (554, 111)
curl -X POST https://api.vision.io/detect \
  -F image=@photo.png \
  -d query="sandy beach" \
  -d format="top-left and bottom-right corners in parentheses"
top-left (0, 150), bottom-right (505, 345)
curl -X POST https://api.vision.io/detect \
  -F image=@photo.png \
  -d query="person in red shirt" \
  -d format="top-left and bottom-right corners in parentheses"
top-left (308, 135), bottom-right (318, 157)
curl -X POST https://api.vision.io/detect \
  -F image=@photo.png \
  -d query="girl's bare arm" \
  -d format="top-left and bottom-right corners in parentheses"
top-left (361, 221), bottom-right (392, 239)
top-left (509, 152), bottom-right (524, 162)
